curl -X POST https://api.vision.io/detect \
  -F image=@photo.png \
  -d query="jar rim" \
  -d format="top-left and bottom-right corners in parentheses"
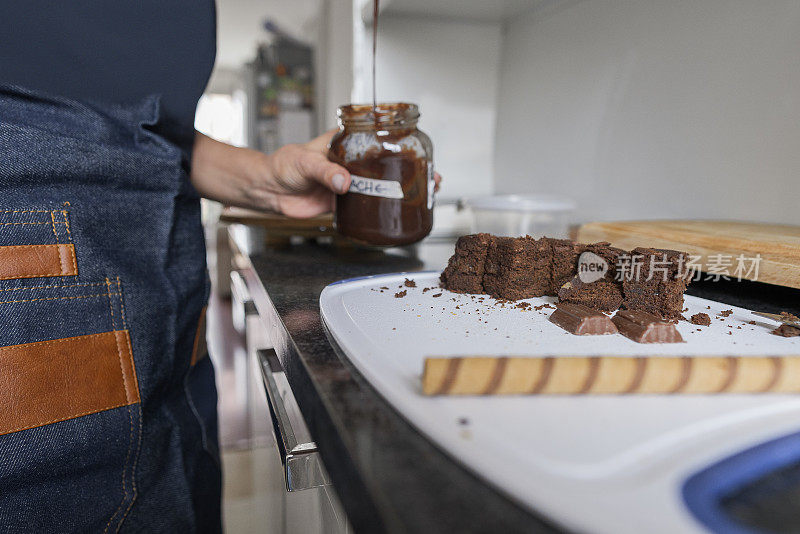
top-left (337, 102), bottom-right (419, 126)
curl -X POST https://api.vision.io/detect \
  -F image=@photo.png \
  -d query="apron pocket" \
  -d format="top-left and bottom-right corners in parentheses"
top-left (0, 330), bottom-right (139, 436)
top-left (0, 204), bottom-right (78, 280)
top-left (0, 272), bottom-right (142, 531)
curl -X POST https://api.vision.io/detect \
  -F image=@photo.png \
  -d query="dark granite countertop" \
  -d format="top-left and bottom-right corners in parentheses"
top-left (231, 227), bottom-right (800, 534)
top-left (233, 232), bottom-right (561, 534)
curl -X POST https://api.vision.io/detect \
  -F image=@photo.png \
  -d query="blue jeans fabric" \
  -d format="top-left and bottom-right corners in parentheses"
top-left (0, 85), bottom-right (221, 532)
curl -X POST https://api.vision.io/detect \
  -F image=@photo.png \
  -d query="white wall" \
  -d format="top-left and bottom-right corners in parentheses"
top-left (316, 0), bottom-right (355, 132)
top-left (353, 9), bottom-right (504, 198)
top-left (494, 0), bottom-right (800, 225)
top-left (214, 0), bottom-right (321, 68)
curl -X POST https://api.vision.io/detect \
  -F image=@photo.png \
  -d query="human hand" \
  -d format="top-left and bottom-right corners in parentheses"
top-left (262, 130), bottom-right (352, 218)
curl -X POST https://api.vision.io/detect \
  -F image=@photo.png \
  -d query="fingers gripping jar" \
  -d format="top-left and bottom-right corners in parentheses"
top-left (329, 103), bottom-right (434, 246)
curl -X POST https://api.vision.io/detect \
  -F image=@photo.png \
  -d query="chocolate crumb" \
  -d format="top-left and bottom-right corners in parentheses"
top-left (432, 293), bottom-right (442, 298)
top-left (394, 290), bottom-right (407, 298)
top-left (690, 313), bottom-right (712, 326)
top-left (515, 302), bottom-right (531, 309)
top-left (772, 324), bottom-right (800, 337)
top-left (719, 309), bottom-right (733, 317)
top-left (422, 287), bottom-right (431, 293)
top-left (780, 311), bottom-right (800, 322)
top-left (380, 286), bottom-right (389, 290)
top-left (404, 278), bottom-right (417, 288)
top-left (747, 320), bottom-right (757, 325)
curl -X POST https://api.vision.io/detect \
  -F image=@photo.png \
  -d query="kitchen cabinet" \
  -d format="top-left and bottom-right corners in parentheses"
top-left (226, 224), bottom-right (558, 533)
top-left (230, 243), bottom-right (352, 534)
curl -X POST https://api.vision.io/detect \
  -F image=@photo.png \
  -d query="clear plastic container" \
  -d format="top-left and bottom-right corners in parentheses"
top-left (460, 194), bottom-right (575, 238)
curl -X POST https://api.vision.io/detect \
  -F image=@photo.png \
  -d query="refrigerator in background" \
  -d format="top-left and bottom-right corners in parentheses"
top-left (245, 24), bottom-right (316, 153)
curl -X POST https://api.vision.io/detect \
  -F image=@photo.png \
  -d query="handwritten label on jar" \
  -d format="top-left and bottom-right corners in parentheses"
top-left (348, 175), bottom-right (404, 199)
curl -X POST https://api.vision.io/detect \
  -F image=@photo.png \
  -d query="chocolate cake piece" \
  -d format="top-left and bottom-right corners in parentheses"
top-left (622, 278), bottom-right (688, 320)
top-left (558, 277), bottom-right (623, 312)
top-left (441, 236), bottom-right (693, 315)
top-left (772, 324), bottom-right (800, 337)
top-left (621, 247), bottom-right (691, 320)
top-left (546, 238), bottom-right (580, 292)
top-left (480, 236), bottom-right (511, 297)
top-left (556, 242), bottom-right (625, 312)
top-left (440, 233), bottom-right (493, 293)
top-left (585, 241), bottom-right (626, 280)
top-left (483, 236), bottom-right (551, 300)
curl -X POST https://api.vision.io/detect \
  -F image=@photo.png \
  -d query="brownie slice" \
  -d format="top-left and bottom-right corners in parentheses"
top-left (546, 238), bottom-right (581, 293)
top-left (482, 236), bottom-right (552, 300)
top-left (557, 242), bottom-right (625, 311)
top-left (621, 247), bottom-right (691, 320)
top-left (440, 236), bottom-right (692, 319)
top-left (440, 233), bottom-right (493, 293)
top-left (558, 278), bottom-right (622, 312)
top-left (622, 278), bottom-right (688, 320)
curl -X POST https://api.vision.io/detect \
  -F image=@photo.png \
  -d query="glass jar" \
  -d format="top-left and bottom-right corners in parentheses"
top-left (328, 103), bottom-right (434, 246)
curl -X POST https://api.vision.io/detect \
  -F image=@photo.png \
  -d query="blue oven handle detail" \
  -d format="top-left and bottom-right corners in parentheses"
top-left (682, 430), bottom-right (800, 534)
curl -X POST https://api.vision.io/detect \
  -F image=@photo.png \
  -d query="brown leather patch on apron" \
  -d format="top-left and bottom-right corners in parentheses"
top-left (0, 244), bottom-right (78, 280)
top-left (0, 330), bottom-right (139, 436)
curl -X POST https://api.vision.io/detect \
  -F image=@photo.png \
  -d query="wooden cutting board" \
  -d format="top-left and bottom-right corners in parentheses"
top-left (577, 220), bottom-right (800, 289)
top-left (219, 206), bottom-right (334, 234)
top-left (219, 207), bottom-right (340, 247)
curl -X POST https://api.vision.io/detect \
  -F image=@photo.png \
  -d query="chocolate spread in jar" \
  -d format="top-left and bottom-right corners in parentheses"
top-left (329, 103), bottom-right (434, 246)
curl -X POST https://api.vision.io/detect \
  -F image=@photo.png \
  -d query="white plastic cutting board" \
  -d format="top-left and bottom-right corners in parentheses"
top-left (320, 272), bottom-right (800, 534)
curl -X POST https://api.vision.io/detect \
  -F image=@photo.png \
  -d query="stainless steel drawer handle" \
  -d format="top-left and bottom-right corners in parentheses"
top-left (230, 270), bottom-right (256, 313)
top-left (257, 348), bottom-right (330, 492)
top-left (230, 270), bottom-right (257, 333)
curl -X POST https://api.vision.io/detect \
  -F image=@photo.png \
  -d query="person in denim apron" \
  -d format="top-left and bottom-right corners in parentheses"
top-left (0, 3), bottom-right (358, 532)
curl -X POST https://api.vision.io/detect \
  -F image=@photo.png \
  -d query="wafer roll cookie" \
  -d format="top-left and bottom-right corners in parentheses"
top-left (422, 356), bottom-right (800, 395)
top-left (773, 357), bottom-right (800, 392)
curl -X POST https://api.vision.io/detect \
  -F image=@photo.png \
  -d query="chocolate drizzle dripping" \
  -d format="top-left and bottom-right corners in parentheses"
top-left (372, 0), bottom-right (379, 115)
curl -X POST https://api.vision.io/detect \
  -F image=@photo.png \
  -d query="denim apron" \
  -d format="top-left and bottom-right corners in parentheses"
top-left (0, 85), bottom-right (221, 532)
